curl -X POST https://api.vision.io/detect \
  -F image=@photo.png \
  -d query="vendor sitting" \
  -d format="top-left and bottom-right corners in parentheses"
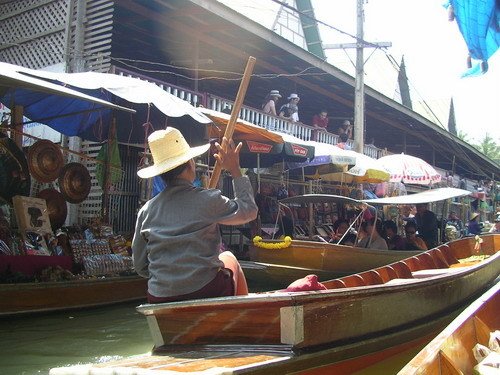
top-left (132, 128), bottom-right (258, 303)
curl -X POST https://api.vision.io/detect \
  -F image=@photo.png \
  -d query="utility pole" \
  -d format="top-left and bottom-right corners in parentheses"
top-left (354, 0), bottom-right (364, 154)
top-left (324, 0), bottom-right (391, 154)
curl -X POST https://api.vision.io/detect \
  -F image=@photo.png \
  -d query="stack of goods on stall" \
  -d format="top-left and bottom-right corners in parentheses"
top-left (0, 138), bottom-right (135, 282)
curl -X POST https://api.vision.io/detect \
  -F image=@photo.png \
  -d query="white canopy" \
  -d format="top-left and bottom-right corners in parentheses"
top-left (365, 187), bottom-right (471, 205)
top-left (9, 64), bottom-right (210, 124)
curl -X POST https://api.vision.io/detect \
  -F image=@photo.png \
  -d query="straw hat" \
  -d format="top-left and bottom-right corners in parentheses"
top-left (287, 93), bottom-right (300, 101)
top-left (269, 90), bottom-right (282, 98)
top-left (470, 212), bottom-right (480, 221)
top-left (137, 127), bottom-right (210, 179)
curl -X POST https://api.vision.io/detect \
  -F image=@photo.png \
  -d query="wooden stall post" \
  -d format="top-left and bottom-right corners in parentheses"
top-left (11, 105), bottom-right (24, 147)
top-left (208, 56), bottom-right (256, 189)
top-left (101, 116), bottom-right (116, 222)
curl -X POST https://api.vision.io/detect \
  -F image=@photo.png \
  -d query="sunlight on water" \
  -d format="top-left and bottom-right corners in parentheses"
top-left (0, 302), bottom-right (152, 375)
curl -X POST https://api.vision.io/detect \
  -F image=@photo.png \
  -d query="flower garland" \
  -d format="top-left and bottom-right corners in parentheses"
top-left (252, 236), bottom-right (292, 249)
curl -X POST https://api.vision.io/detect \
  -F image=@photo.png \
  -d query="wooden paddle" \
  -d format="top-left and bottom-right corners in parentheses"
top-left (208, 56), bottom-right (256, 189)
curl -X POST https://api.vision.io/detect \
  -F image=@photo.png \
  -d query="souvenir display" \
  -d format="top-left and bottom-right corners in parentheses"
top-left (0, 135), bottom-right (31, 203)
top-left (12, 195), bottom-right (52, 235)
top-left (82, 254), bottom-right (133, 276)
top-left (27, 139), bottom-right (64, 183)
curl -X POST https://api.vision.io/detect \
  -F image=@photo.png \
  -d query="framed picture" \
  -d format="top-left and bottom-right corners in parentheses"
top-left (12, 195), bottom-right (52, 235)
top-left (13, 195), bottom-right (52, 255)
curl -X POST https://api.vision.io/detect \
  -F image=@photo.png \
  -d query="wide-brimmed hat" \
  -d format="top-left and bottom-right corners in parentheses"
top-left (58, 163), bottom-right (91, 204)
top-left (27, 139), bottom-right (64, 183)
top-left (287, 93), bottom-right (300, 100)
top-left (269, 90), bottom-right (282, 98)
top-left (137, 127), bottom-right (210, 179)
top-left (470, 212), bottom-right (480, 220)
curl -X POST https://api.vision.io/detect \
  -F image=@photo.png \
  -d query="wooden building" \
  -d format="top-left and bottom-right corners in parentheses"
top-left (1, 0), bottom-right (498, 233)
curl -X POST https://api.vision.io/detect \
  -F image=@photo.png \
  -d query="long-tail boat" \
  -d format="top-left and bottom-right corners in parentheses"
top-left (248, 188), bottom-right (470, 285)
top-left (0, 275), bottom-right (147, 316)
top-left (397, 278), bottom-right (499, 375)
top-left (50, 234), bottom-right (500, 374)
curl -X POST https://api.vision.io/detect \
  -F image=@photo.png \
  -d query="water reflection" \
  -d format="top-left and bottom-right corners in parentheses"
top-left (0, 302), bottom-right (151, 375)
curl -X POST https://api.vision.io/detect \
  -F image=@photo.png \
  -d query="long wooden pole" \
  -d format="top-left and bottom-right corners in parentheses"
top-left (208, 56), bottom-right (256, 189)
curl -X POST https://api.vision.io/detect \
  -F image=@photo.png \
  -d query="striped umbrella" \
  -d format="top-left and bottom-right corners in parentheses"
top-left (377, 153), bottom-right (442, 185)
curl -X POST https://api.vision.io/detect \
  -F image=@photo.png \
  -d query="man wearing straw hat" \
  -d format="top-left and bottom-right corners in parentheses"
top-left (132, 127), bottom-right (258, 303)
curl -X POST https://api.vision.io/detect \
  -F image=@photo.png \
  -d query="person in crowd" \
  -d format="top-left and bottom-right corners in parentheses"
top-left (467, 212), bottom-right (482, 235)
top-left (132, 128), bottom-right (258, 303)
top-left (445, 211), bottom-right (464, 239)
top-left (489, 213), bottom-right (500, 233)
top-left (279, 93), bottom-right (300, 122)
top-left (337, 120), bottom-right (353, 139)
top-left (401, 205), bottom-right (417, 224)
top-left (261, 89), bottom-right (281, 116)
top-left (221, 105), bottom-right (232, 114)
top-left (403, 221), bottom-right (428, 251)
top-left (414, 203), bottom-right (439, 249)
top-left (357, 219), bottom-right (388, 250)
top-left (311, 109), bottom-right (329, 141)
top-left (336, 133), bottom-right (351, 150)
top-left (312, 110), bottom-right (329, 130)
top-left (383, 220), bottom-right (405, 250)
top-left (330, 219), bottom-right (357, 246)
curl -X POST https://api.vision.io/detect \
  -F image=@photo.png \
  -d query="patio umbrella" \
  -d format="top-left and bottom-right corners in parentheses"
top-left (377, 153), bottom-right (442, 185)
top-left (319, 150), bottom-right (390, 183)
top-left (203, 109), bottom-right (313, 167)
top-left (287, 141), bottom-right (357, 179)
top-left (288, 141), bottom-right (356, 170)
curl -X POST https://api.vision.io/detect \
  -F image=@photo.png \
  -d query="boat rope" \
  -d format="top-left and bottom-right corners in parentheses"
top-left (253, 236), bottom-right (292, 249)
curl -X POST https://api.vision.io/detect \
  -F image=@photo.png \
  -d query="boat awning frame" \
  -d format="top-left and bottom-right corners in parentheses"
top-left (364, 187), bottom-right (471, 205)
top-left (280, 194), bottom-right (365, 207)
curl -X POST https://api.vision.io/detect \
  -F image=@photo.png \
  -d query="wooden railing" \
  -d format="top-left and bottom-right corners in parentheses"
top-left (113, 66), bottom-right (206, 108)
top-left (111, 66), bottom-right (388, 159)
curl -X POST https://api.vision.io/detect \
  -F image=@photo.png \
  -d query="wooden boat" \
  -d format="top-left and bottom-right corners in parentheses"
top-left (50, 234), bottom-right (500, 374)
top-left (250, 239), bottom-right (422, 279)
top-left (0, 275), bottom-right (147, 316)
top-left (397, 277), bottom-right (499, 375)
top-left (248, 193), bottom-right (421, 283)
top-left (249, 188), bottom-right (471, 285)
top-left (240, 260), bottom-right (342, 288)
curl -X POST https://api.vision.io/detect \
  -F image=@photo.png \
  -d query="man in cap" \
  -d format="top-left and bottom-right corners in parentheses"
top-left (279, 93), bottom-right (300, 122)
top-left (261, 89), bottom-right (282, 116)
top-left (132, 128), bottom-right (258, 303)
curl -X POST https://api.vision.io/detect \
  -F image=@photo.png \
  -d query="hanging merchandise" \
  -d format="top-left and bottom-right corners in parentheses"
top-left (36, 188), bottom-right (67, 230)
top-left (58, 163), bottom-right (91, 204)
top-left (95, 138), bottom-right (123, 188)
top-left (27, 139), bottom-right (64, 183)
top-left (0, 135), bottom-right (31, 203)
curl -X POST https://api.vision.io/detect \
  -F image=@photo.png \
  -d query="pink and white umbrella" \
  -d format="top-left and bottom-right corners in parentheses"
top-left (377, 153), bottom-right (442, 185)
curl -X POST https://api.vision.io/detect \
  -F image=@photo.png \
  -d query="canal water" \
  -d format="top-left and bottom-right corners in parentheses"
top-left (0, 302), bottom-right (152, 375)
top-left (0, 298), bottom-right (428, 375)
